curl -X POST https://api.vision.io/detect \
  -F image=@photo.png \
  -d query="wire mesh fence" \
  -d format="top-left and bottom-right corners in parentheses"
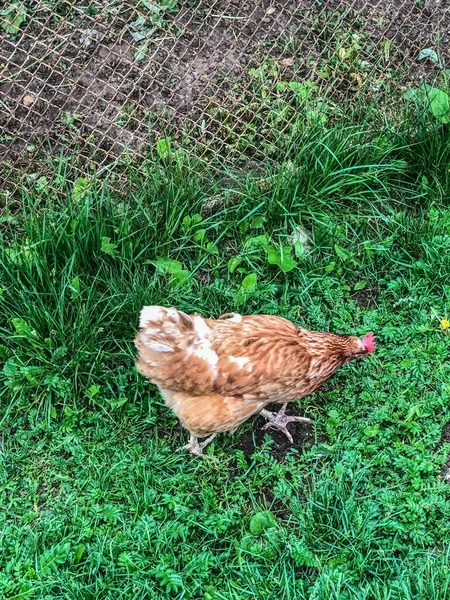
top-left (1, 0), bottom-right (449, 199)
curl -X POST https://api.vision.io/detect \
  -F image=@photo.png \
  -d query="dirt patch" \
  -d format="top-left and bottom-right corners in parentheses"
top-left (237, 403), bottom-right (318, 461)
top-left (352, 287), bottom-right (379, 309)
top-left (0, 1), bottom-right (296, 170)
top-left (1, 0), bottom-right (449, 187)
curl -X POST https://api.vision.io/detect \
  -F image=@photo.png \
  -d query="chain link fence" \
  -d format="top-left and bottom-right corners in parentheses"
top-left (1, 0), bottom-right (449, 198)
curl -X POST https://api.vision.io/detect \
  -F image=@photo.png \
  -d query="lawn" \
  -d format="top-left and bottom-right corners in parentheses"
top-left (1, 93), bottom-right (450, 599)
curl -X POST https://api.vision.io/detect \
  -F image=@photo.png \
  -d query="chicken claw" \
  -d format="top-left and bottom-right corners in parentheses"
top-left (176, 433), bottom-right (217, 456)
top-left (260, 404), bottom-right (310, 444)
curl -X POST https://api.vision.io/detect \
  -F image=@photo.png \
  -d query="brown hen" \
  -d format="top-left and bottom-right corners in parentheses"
top-left (135, 306), bottom-right (375, 455)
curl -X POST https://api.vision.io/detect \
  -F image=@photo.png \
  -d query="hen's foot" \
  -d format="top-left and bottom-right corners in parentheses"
top-left (260, 405), bottom-right (310, 444)
top-left (176, 433), bottom-right (217, 456)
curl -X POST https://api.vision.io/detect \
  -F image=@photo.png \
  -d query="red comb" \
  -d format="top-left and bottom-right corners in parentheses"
top-left (362, 332), bottom-right (376, 353)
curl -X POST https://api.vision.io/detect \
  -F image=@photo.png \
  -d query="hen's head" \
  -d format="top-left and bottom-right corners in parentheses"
top-left (344, 332), bottom-right (376, 362)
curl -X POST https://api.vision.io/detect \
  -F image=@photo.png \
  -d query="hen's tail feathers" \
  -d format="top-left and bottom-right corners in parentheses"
top-left (136, 306), bottom-right (217, 393)
top-left (139, 305), bottom-right (193, 330)
top-left (137, 306), bottom-right (194, 353)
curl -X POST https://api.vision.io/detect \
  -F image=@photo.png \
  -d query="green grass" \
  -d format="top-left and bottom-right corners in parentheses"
top-left (1, 98), bottom-right (450, 599)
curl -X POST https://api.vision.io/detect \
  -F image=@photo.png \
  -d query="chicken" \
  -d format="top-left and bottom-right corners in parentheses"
top-left (135, 306), bottom-right (376, 455)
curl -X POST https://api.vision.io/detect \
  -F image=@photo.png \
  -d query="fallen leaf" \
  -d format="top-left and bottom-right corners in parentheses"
top-left (257, 178), bottom-right (271, 190)
top-left (290, 225), bottom-right (311, 250)
top-left (417, 48), bottom-right (439, 64)
top-left (266, 7), bottom-right (276, 15)
top-left (79, 28), bottom-right (104, 47)
top-left (23, 95), bottom-right (35, 107)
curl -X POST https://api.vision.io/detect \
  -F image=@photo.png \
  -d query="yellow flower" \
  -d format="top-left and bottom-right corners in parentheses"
top-left (440, 319), bottom-right (450, 329)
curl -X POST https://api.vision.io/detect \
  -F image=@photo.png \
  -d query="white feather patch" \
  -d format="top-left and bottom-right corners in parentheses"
top-left (193, 316), bottom-right (210, 337)
top-left (228, 356), bottom-right (250, 368)
top-left (145, 342), bottom-right (173, 353)
top-left (228, 313), bottom-right (242, 322)
top-left (192, 316), bottom-right (218, 379)
top-left (139, 306), bottom-right (164, 328)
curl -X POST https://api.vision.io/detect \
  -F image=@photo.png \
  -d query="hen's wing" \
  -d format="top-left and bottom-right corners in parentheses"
top-left (135, 307), bottom-right (313, 402)
top-left (207, 315), bottom-right (315, 402)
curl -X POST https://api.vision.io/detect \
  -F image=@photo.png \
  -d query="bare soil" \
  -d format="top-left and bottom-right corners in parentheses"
top-left (237, 403), bottom-right (319, 461)
top-left (352, 287), bottom-right (379, 309)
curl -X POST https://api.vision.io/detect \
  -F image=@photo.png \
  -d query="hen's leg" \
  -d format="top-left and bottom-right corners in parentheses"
top-left (260, 404), bottom-right (310, 443)
top-left (176, 433), bottom-right (217, 456)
